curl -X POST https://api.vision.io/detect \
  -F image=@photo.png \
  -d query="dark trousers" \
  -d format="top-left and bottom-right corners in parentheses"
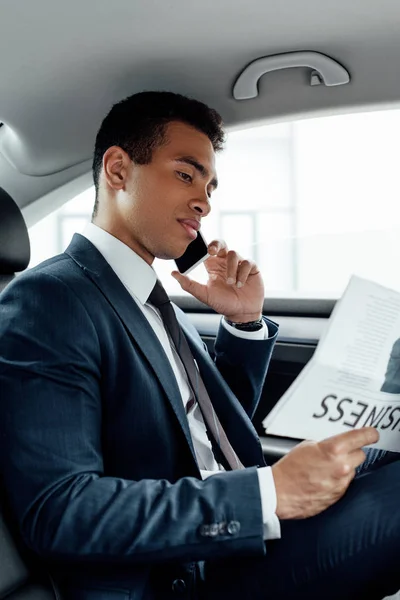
top-left (203, 450), bottom-right (400, 599)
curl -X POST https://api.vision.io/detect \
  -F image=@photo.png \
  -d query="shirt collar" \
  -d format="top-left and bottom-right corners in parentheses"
top-left (81, 222), bottom-right (157, 305)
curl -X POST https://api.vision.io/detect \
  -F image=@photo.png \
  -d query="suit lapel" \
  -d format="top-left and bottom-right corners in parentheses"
top-left (65, 234), bottom-right (199, 466)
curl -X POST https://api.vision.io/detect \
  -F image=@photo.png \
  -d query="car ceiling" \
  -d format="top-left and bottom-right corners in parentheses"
top-left (1, 0), bottom-right (400, 223)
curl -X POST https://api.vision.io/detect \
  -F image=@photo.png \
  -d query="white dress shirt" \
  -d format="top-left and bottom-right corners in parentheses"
top-left (82, 223), bottom-right (281, 540)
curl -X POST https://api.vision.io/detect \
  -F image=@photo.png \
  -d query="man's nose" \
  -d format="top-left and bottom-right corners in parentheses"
top-left (189, 193), bottom-right (211, 217)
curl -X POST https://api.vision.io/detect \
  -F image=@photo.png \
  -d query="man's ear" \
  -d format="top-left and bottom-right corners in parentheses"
top-left (102, 146), bottom-right (131, 191)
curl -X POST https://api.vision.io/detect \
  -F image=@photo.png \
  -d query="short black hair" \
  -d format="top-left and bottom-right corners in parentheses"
top-left (92, 91), bottom-right (225, 217)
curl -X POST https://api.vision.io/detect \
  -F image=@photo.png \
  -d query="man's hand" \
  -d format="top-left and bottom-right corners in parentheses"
top-left (272, 427), bottom-right (380, 520)
top-left (172, 239), bottom-right (264, 322)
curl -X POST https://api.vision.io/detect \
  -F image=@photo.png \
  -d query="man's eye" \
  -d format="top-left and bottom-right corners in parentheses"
top-left (177, 171), bottom-right (192, 183)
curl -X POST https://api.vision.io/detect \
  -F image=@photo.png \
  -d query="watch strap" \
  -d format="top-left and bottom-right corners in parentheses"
top-left (224, 317), bottom-right (264, 332)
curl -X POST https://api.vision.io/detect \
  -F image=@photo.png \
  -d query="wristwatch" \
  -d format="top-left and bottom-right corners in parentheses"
top-left (224, 317), bottom-right (264, 332)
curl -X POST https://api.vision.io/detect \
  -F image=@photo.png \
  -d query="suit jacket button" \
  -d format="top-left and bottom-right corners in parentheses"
top-left (172, 579), bottom-right (187, 593)
top-left (209, 523), bottom-right (219, 537)
top-left (200, 524), bottom-right (210, 537)
top-left (227, 520), bottom-right (241, 535)
top-left (218, 521), bottom-right (227, 535)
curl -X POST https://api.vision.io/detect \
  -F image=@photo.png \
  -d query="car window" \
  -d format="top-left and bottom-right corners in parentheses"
top-left (28, 107), bottom-right (400, 298)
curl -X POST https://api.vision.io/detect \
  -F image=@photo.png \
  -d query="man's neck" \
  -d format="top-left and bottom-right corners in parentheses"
top-left (91, 218), bottom-right (154, 265)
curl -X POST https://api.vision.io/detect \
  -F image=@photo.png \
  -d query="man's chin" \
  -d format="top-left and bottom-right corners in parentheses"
top-left (155, 244), bottom-right (189, 261)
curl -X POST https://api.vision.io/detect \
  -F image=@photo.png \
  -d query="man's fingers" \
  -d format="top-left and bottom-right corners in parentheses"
top-left (321, 427), bottom-right (380, 456)
top-left (333, 449), bottom-right (367, 479)
top-left (171, 271), bottom-right (208, 303)
top-left (236, 260), bottom-right (256, 287)
top-left (348, 448), bottom-right (368, 469)
top-left (208, 239), bottom-right (228, 258)
top-left (207, 240), bottom-right (260, 288)
top-left (226, 251), bottom-right (240, 284)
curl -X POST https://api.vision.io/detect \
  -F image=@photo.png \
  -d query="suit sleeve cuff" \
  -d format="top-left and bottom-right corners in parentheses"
top-left (257, 466), bottom-right (282, 540)
top-left (221, 317), bottom-right (269, 340)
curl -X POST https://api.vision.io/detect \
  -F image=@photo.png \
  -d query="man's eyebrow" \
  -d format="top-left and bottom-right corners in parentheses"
top-left (175, 156), bottom-right (218, 189)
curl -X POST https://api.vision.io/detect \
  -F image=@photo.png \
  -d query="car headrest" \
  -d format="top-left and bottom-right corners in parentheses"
top-left (0, 188), bottom-right (30, 274)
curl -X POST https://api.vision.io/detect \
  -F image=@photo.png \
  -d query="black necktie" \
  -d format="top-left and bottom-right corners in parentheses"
top-left (148, 280), bottom-right (244, 471)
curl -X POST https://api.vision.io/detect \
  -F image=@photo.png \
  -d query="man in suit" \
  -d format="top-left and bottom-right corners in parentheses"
top-left (1, 91), bottom-right (400, 600)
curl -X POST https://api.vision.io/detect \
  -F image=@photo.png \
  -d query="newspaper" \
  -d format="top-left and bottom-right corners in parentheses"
top-left (263, 276), bottom-right (400, 452)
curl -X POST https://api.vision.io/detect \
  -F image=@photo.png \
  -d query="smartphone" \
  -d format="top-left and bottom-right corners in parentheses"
top-left (174, 231), bottom-right (209, 275)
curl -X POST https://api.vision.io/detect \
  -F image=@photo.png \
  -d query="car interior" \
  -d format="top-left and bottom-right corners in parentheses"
top-left (1, 1), bottom-right (400, 598)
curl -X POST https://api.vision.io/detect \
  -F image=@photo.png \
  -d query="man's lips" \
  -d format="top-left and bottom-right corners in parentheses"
top-left (178, 219), bottom-right (200, 240)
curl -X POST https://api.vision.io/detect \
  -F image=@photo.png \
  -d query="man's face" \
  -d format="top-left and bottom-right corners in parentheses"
top-left (102, 121), bottom-right (218, 264)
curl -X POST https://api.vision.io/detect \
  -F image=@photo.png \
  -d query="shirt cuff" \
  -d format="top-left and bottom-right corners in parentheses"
top-left (221, 317), bottom-right (269, 340)
top-left (257, 466), bottom-right (281, 540)
top-left (200, 469), bottom-right (220, 479)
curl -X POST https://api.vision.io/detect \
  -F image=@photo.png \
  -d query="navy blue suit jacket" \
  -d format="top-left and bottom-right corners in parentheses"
top-left (0, 234), bottom-right (278, 599)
